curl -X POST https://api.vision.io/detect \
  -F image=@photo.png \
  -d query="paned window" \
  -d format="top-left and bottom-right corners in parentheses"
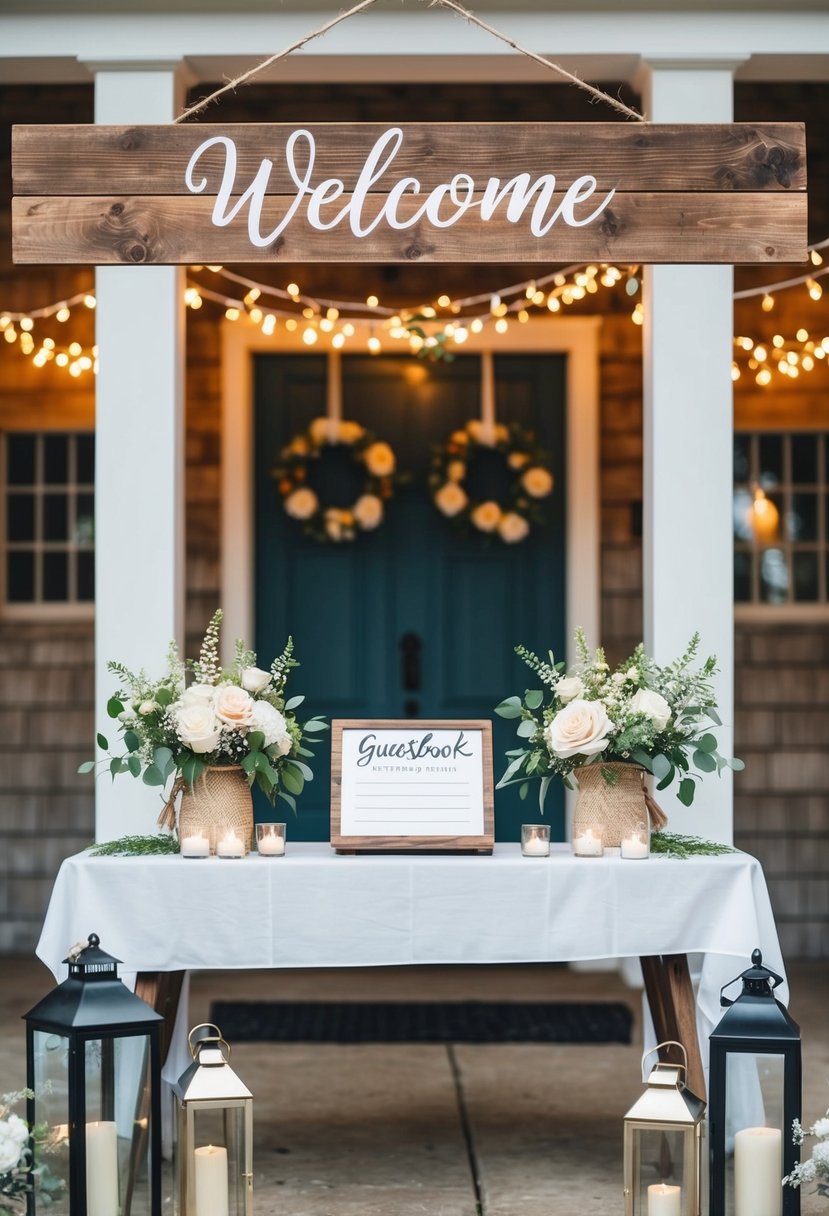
top-left (3, 432), bottom-right (94, 611)
top-left (733, 431), bottom-right (826, 607)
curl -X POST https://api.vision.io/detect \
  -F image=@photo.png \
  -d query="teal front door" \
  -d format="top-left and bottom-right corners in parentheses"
top-left (254, 353), bottom-right (566, 841)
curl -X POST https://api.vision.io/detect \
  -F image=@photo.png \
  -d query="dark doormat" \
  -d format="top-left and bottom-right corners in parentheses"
top-left (209, 1000), bottom-right (633, 1045)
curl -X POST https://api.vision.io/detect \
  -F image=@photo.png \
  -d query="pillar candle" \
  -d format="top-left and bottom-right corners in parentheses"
top-left (734, 1126), bottom-right (782, 1216)
top-left (647, 1183), bottom-right (681, 1216)
top-left (180, 833), bottom-right (210, 858)
top-left (86, 1121), bottom-right (119, 1216)
top-left (194, 1144), bottom-right (229, 1216)
top-left (216, 831), bottom-right (244, 858)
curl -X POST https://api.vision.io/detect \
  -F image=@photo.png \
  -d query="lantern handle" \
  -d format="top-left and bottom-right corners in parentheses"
top-left (641, 1040), bottom-right (688, 1084)
top-left (720, 948), bottom-right (784, 1007)
top-left (188, 1022), bottom-right (232, 1063)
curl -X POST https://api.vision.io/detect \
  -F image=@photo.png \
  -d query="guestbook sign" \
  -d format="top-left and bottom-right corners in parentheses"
top-left (330, 719), bottom-right (494, 852)
top-left (12, 121), bottom-right (807, 264)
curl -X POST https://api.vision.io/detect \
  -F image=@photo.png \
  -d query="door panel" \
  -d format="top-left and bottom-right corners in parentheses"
top-left (254, 353), bottom-right (566, 841)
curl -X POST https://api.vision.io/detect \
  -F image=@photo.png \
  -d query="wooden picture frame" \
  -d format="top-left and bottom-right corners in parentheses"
top-left (330, 719), bottom-right (495, 853)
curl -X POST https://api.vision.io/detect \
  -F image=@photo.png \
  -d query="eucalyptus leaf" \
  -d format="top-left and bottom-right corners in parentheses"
top-left (538, 775), bottom-right (552, 813)
top-left (516, 718), bottom-right (537, 738)
top-left (693, 750), bottom-right (717, 773)
top-left (124, 729), bottom-right (141, 753)
top-left (696, 733), bottom-right (719, 753)
top-left (277, 790), bottom-right (297, 813)
top-left (494, 696), bottom-right (523, 719)
top-left (247, 730), bottom-right (265, 753)
top-left (127, 755), bottom-right (142, 778)
top-left (77, 760), bottom-right (96, 774)
top-left (519, 782), bottom-right (529, 801)
top-left (143, 765), bottom-right (164, 787)
top-left (291, 760), bottom-right (314, 781)
top-left (729, 757), bottom-right (746, 771)
top-left (155, 686), bottom-right (173, 708)
top-left (96, 732), bottom-right (109, 751)
top-left (678, 778), bottom-right (696, 807)
top-left (651, 753), bottom-right (672, 782)
top-left (524, 690), bottom-right (544, 710)
top-left (241, 753), bottom-right (257, 774)
top-left (106, 697), bottom-right (123, 719)
top-left (281, 766), bottom-right (304, 796)
top-left (285, 695), bottom-right (305, 710)
top-left (302, 720), bottom-right (328, 733)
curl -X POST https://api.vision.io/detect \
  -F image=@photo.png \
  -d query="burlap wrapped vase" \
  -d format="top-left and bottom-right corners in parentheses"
top-left (176, 766), bottom-right (254, 855)
top-left (572, 761), bottom-right (667, 847)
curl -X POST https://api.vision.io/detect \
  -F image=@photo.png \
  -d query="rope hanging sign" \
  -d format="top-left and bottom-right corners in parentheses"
top-left (10, 0), bottom-right (807, 266)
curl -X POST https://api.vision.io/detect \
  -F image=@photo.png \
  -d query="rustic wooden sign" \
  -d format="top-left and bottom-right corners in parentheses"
top-left (330, 719), bottom-right (495, 853)
top-left (12, 122), bottom-right (806, 265)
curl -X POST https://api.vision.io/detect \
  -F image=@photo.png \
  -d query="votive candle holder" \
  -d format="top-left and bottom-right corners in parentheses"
top-left (572, 824), bottom-right (605, 857)
top-left (215, 827), bottom-right (246, 858)
top-left (620, 821), bottom-right (650, 860)
top-left (521, 824), bottom-right (550, 857)
top-left (179, 826), bottom-right (210, 859)
top-left (256, 822), bottom-right (287, 857)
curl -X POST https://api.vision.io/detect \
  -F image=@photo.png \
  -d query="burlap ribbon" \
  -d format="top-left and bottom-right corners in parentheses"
top-left (641, 772), bottom-right (669, 831)
top-left (157, 775), bottom-right (186, 832)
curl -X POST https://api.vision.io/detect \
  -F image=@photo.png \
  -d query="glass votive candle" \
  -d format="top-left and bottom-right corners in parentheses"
top-left (620, 821), bottom-right (650, 859)
top-left (521, 823), bottom-right (550, 857)
top-left (256, 822), bottom-right (287, 857)
top-left (179, 826), bottom-right (210, 858)
top-left (572, 824), bottom-right (605, 857)
top-left (215, 826), bottom-right (246, 858)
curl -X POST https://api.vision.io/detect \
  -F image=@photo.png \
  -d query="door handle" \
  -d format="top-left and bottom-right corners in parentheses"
top-left (400, 631), bottom-right (422, 692)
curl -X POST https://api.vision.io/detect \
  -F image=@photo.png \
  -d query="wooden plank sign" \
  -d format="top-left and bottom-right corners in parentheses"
top-left (330, 719), bottom-right (495, 853)
top-left (12, 121), bottom-right (807, 265)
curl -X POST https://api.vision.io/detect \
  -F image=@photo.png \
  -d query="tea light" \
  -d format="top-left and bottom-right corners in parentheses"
top-left (257, 822), bottom-right (286, 856)
top-left (647, 1182), bottom-right (681, 1216)
top-left (216, 829), bottom-right (245, 858)
top-left (521, 824), bottom-right (550, 857)
top-left (620, 823), bottom-right (650, 859)
top-left (180, 830), bottom-right (210, 859)
top-left (572, 826), bottom-right (604, 857)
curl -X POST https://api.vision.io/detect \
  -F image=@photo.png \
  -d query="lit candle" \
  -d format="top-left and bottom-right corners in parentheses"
top-left (257, 832), bottom-right (285, 856)
top-left (620, 830), bottom-right (649, 859)
top-left (194, 1144), bottom-right (229, 1216)
top-left (521, 824), bottom-right (550, 857)
top-left (86, 1120), bottom-right (119, 1216)
top-left (180, 832), bottom-right (210, 858)
top-left (647, 1183), bottom-right (681, 1216)
top-left (573, 827), bottom-right (603, 856)
top-left (216, 830), bottom-right (244, 858)
top-left (734, 1126), bottom-right (782, 1216)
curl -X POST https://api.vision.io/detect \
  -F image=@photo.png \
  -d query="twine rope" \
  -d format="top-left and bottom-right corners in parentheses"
top-left (176, 0), bottom-right (645, 125)
top-left (157, 775), bottom-right (185, 831)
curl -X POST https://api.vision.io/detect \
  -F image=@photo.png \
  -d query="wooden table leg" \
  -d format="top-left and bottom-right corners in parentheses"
top-left (136, 970), bottom-right (186, 1065)
top-left (640, 954), bottom-right (706, 1100)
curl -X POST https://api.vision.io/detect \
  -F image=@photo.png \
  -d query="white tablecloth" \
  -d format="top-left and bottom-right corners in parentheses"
top-left (37, 843), bottom-right (787, 1049)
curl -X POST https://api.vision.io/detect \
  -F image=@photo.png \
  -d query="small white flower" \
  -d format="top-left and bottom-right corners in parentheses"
top-left (556, 675), bottom-right (584, 705)
top-left (811, 1117), bottom-right (829, 1139)
top-left (67, 940), bottom-right (86, 962)
top-left (625, 667), bottom-right (640, 683)
top-left (249, 701), bottom-right (292, 756)
top-left (138, 700), bottom-right (159, 716)
top-left (241, 667), bottom-right (271, 694)
top-left (812, 1141), bottom-right (829, 1166)
top-left (353, 494), bottom-right (384, 531)
top-left (0, 1114), bottom-right (29, 1173)
top-left (629, 687), bottom-right (672, 732)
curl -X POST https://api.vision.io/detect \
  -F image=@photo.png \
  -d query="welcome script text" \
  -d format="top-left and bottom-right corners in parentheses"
top-left (184, 127), bottom-right (616, 247)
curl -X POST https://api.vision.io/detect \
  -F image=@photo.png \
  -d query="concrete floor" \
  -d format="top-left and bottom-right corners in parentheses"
top-left (1, 957), bottom-right (827, 1214)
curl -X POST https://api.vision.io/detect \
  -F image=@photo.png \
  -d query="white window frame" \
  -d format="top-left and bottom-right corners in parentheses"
top-left (1, 428), bottom-right (95, 621)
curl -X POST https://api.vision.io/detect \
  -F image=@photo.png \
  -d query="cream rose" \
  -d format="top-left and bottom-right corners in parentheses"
top-left (241, 666), bottom-right (271, 694)
top-left (497, 512), bottom-right (529, 544)
top-left (284, 487), bottom-right (318, 520)
top-left (450, 429), bottom-right (469, 445)
top-left (364, 441), bottom-right (396, 477)
top-left (508, 451), bottom-right (530, 469)
top-left (214, 684), bottom-right (254, 728)
top-left (249, 701), bottom-right (292, 755)
top-left (175, 703), bottom-right (221, 754)
top-left (544, 698), bottom-right (614, 760)
top-left (521, 466), bottom-right (554, 498)
top-left (435, 482), bottom-right (468, 517)
top-left (471, 500), bottom-right (502, 533)
top-left (629, 687), bottom-right (672, 732)
top-left (180, 682), bottom-right (216, 707)
top-left (338, 420), bottom-right (364, 444)
top-left (447, 459), bottom-right (466, 482)
top-left (556, 675), bottom-right (585, 704)
top-left (309, 416), bottom-right (334, 445)
top-left (138, 700), bottom-right (160, 716)
top-left (353, 494), bottom-right (384, 530)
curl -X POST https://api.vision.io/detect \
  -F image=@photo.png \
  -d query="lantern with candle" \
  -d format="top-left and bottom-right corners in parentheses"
top-left (172, 1024), bottom-right (253, 1216)
top-left (23, 933), bottom-right (163, 1216)
top-left (709, 949), bottom-right (801, 1216)
top-left (623, 1041), bottom-right (705, 1216)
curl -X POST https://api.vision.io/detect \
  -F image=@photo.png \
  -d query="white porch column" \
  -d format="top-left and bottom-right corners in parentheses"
top-left (89, 61), bottom-right (187, 840)
top-left (639, 58), bottom-right (745, 844)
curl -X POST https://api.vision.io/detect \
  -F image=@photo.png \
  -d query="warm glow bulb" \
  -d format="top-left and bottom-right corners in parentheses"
top-left (19, 317), bottom-right (34, 332)
top-left (761, 294), bottom-right (775, 312)
top-left (320, 318), bottom-right (334, 333)
top-left (366, 295), bottom-right (379, 309)
top-left (285, 318), bottom-right (298, 332)
top-left (84, 294), bottom-right (96, 309)
top-left (43, 337), bottom-right (55, 350)
top-left (810, 248), bottom-right (824, 266)
top-left (302, 306), bottom-right (315, 320)
top-left (547, 295), bottom-right (561, 313)
top-left (444, 322), bottom-right (455, 336)
top-left (262, 314), bottom-right (276, 336)
top-left (249, 307), bottom-right (262, 324)
top-left (772, 334), bottom-right (785, 349)
top-left (332, 332), bottom-right (346, 349)
top-left (796, 327), bottom-right (809, 342)
top-left (754, 346), bottom-right (767, 362)
top-left (631, 303), bottom-right (644, 326)
top-left (740, 337), bottom-right (754, 351)
top-left (470, 318), bottom-right (484, 334)
top-left (490, 294), bottom-right (501, 313)
top-left (69, 362), bottom-right (82, 377)
top-left (302, 327), bottom-right (318, 345)
top-left (225, 307), bottom-right (240, 321)
top-left (494, 318), bottom-right (509, 334)
top-left (68, 342), bottom-right (82, 357)
top-left (368, 335), bottom-right (381, 354)
top-left (343, 322), bottom-right (356, 337)
top-left (55, 352), bottom-right (69, 367)
top-left (437, 294), bottom-right (451, 309)
top-left (327, 307), bottom-right (339, 321)
top-left (525, 280), bottom-right (536, 298)
top-left (518, 309), bottom-right (529, 324)
top-left (55, 306), bottom-right (70, 323)
top-left (748, 488), bottom-right (779, 542)
top-left (731, 363), bottom-right (741, 381)
top-left (286, 283), bottom-right (300, 297)
top-left (421, 305), bottom-right (436, 319)
top-left (787, 351), bottom-right (799, 365)
top-left (802, 354), bottom-right (815, 371)
top-left (4, 327), bottom-right (16, 344)
top-left (756, 368), bottom-right (772, 386)
top-left (808, 279), bottom-right (823, 300)
top-left (244, 288), bottom-right (261, 305)
top-left (532, 290), bottom-right (545, 306)
top-left (453, 327), bottom-right (468, 344)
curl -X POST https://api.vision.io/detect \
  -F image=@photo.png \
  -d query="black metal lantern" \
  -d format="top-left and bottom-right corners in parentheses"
top-left (709, 948), bottom-right (801, 1216)
top-left (23, 933), bottom-right (163, 1216)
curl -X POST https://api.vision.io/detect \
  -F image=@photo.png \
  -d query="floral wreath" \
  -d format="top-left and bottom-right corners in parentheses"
top-left (271, 416), bottom-right (397, 543)
top-left (428, 419), bottom-right (554, 544)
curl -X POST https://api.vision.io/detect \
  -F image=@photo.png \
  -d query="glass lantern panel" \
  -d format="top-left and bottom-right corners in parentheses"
top-left (630, 1127), bottom-right (693, 1216)
top-left (191, 1105), bottom-right (249, 1216)
top-left (31, 1029), bottom-right (71, 1213)
top-left (723, 1051), bottom-right (785, 1216)
top-left (84, 1035), bottom-right (155, 1216)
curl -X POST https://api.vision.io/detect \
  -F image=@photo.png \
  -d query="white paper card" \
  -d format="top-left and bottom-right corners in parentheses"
top-left (339, 726), bottom-right (486, 837)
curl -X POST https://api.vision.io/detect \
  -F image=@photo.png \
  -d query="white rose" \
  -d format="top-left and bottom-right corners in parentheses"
top-left (214, 684), bottom-right (254, 728)
top-left (284, 487), bottom-right (318, 520)
top-left (447, 459), bottom-right (466, 482)
top-left (434, 482), bottom-right (467, 518)
top-left (497, 512), bottom-right (529, 544)
top-left (471, 501), bottom-right (502, 533)
top-left (812, 1117), bottom-right (829, 1139)
top-left (338, 420), bottom-right (364, 444)
top-left (138, 700), bottom-right (159, 716)
top-left (556, 675), bottom-right (585, 704)
top-left (241, 667), bottom-right (271, 694)
top-left (179, 682), bottom-right (216, 707)
top-left (544, 698), bottom-right (614, 760)
top-left (0, 1114), bottom-right (28, 1173)
top-left (175, 704), bottom-right (221, 754)
top-left (364, 441), bottom-right (396, 478)
top-left (521, 466), bottom-right (554, 499)
top-left (353, 494), bottom-right (384, 531)
top-left (629, 687), bottom-right (672, 732)
top-left (309, 416), bottom-right (333, 446)
top-left (249, 701), bottom-right (292, 755)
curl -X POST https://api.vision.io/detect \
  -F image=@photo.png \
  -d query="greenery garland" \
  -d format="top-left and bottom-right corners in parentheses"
top-left (271, 416), bottom-right (397, 543)
top-left (428, 419), bottom-right (554, 543)
top-left (649, 832), bottom-right (736, 860)
top-left (89, 834), bottom-right (180, 856)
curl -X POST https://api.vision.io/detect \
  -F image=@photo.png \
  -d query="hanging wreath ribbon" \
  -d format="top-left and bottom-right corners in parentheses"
top-left (271, 415), bottom-right (397, 543)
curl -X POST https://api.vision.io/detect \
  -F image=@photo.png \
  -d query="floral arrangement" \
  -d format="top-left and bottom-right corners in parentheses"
top-left (80, 610), bottom-right (327, 813)
top-left (495, 629), bottom-right (742, 808)
top-left (429, 419), bottom-right (553, 544)
top-left (0, 1090), bottom-right (32, 1214)
top-left (785, 1103), bottom-right (829, 1199)
top-left (271, 416), bottom-right (397, 542)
